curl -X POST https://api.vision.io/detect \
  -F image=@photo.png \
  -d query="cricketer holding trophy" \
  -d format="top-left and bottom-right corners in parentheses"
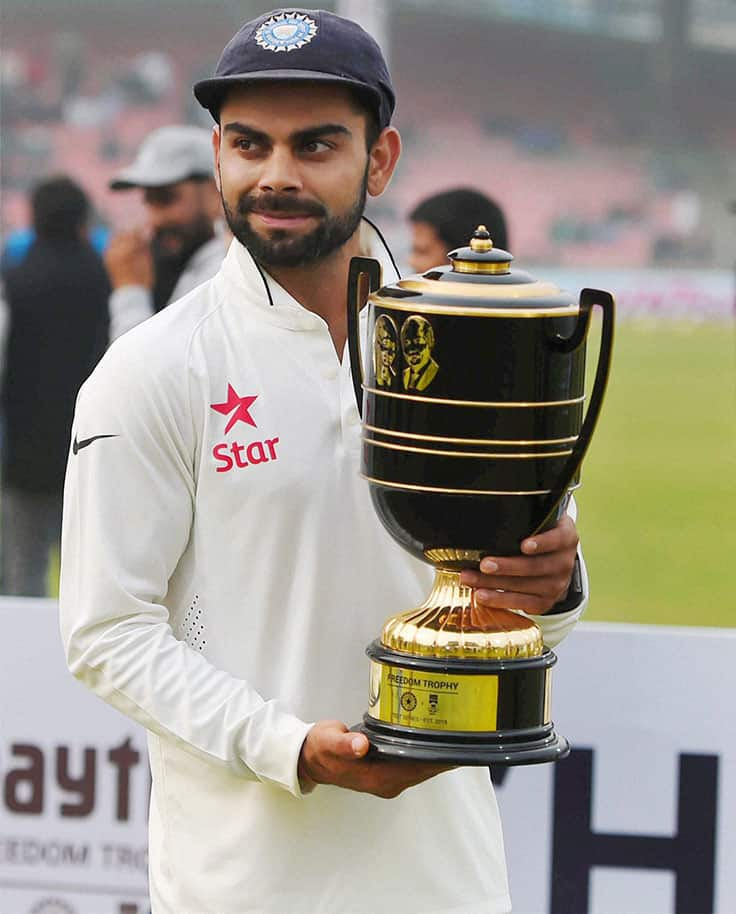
top-left (60, 9), bottom-right (596, 913)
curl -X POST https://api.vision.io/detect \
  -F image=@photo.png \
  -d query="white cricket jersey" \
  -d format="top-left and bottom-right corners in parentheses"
top-left (60, 230), bottom-right (586, 914)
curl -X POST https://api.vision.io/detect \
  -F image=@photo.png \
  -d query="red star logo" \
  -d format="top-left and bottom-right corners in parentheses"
top-left (211, 384), bottom-right (258, 434)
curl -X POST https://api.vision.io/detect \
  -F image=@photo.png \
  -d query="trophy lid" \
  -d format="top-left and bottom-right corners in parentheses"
top-left (447, 225), bottom-right (514, 275)
top-left (379, 226), bottom-right (576, 314)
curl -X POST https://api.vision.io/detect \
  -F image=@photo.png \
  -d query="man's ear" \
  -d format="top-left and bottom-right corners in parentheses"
top-left (212, 125), bottom-right (222, 193)
top-left (367, 127), bottom-right (402, 198)
top-left (204, 179), bottom-right (223, 222)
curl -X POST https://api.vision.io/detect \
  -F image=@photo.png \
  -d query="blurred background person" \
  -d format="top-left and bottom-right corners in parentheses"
top-left (1, 218), bottom-right (110, 272)
top-left (105, 124), bottom-right (224, 340)
top-left (408, 187), bottom-right (509, 273)
top-left (0, 176), bottom-right (109, 596)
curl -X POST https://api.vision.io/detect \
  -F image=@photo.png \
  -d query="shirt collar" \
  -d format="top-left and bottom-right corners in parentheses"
top-left (219, 219), bottom-right (400, 323)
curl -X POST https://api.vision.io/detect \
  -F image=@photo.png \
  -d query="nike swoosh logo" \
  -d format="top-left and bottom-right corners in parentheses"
top-left (72, 434), bottom-right (119, 455)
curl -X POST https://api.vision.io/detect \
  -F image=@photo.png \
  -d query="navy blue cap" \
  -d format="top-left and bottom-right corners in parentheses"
top-left (193, 8), bottom-right (395, 130)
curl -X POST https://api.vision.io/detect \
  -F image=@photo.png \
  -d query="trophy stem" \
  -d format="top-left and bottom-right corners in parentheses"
top-left (381, 568), bottom-right (544, 660)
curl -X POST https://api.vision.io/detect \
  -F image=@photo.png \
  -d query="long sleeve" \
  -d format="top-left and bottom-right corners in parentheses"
top-left (529, 496), bottom-right (588, 648)
top-left (59, 339), bottom-right (312, 797)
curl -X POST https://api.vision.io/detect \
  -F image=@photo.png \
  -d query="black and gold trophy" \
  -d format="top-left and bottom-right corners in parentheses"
top-left (347, 227), bottom-right (614, 765)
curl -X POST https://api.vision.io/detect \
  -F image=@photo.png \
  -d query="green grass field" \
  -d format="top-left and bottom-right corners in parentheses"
top-left (576, 319), bottom-right (736, 627)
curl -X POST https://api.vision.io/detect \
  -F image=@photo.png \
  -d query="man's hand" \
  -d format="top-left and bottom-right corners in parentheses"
top-left (460, 514), bottom-right (579, 615)
top-left (298, 721), bottom-right (451, 798)
top-left (105, 230), bottom-right (154, 290)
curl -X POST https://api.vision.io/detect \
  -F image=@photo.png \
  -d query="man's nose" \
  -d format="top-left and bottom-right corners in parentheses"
top-left (258, 147), bottom-right (303, 194)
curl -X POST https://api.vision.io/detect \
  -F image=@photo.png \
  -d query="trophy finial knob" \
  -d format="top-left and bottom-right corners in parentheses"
top-left (470, 226), bottom-right (493, 253)
top-left (447, 226), bottom-right (512, 274)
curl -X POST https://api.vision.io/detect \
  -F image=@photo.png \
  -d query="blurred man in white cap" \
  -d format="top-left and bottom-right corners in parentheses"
top-left (106, 125), bottom-right (225, 340)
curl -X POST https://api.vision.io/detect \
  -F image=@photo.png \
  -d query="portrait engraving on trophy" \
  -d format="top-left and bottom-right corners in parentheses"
top-left (400, 314), bottom-right (439, 392)
top-left (372, 314), bottom-right (399, 389)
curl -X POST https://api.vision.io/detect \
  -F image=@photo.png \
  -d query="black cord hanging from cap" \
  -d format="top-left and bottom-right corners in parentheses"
top-left (362, 216), bottom-right (402, 281)
top-left (245, 216), bottom-right (400, 307)
top-left (245, 248), bottom-right (275, 307)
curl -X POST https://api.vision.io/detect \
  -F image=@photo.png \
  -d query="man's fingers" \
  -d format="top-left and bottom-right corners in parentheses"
top-left (473, 588), bottom-right (554, 615)
top-left (320, 722), bottom-right (370, 759)
top-left (462, 572), bottom-right (570, 598)
top-left (358, 758), bottom-right (453, 798)
top-left (343, 731), bottom-right (370, 759)
top-left (108, 231), bottom-right (149, 254)
top-left (463, 555), bottom-right (565, 582)
top-left (520, 514), bottom-right (578, 556)
top-left (299, 719), bottom-right (453, 796)
top-left (470, 521), bottom-right (578, 578)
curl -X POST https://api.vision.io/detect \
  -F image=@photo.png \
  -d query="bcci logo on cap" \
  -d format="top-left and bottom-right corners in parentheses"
top-left (255, 12), bottom-right (318, 53)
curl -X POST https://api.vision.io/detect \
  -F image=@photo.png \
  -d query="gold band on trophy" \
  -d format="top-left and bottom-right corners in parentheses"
top-left (361, 475), bottom-right (582, 497)
top-left (362, 424), bottom-right (580, 446)
top-left (363, 438), bottom-right (574, 460)
top-left (372, 285), bottom-right (579, 310)
top-left (363, 387), bottom-right (586, 407)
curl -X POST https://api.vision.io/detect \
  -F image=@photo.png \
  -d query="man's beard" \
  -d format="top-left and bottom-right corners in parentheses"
top-left (221, 168), bottom-right (368, 268)
top-left (150, 212), bottom-right (214, 311)
top-left (150, 211), bottom-right (214, 267)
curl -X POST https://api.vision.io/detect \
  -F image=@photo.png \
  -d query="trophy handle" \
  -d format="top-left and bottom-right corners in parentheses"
top-left (531, 287), bottom-right (615, 536)
top-left (347, 256), bottom-right (383, 417)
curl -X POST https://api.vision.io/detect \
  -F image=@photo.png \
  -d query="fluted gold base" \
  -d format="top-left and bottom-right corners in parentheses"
top-left (380, 569), bottom-right (544, 660)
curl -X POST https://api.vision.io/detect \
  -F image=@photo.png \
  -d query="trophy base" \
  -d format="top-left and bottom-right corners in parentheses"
top-left (361, 640), bottom-right (569, 766)
top-left (355, 717), bottom-right (568, 766)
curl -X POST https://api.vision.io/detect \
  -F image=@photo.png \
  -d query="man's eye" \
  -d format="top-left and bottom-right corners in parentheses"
top-left (303, 140), bottom-right (330, 154)
top-left (236, 138), bottom-right (255, 151)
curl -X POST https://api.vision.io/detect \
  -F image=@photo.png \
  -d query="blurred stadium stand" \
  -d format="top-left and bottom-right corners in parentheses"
top-left (2, 0), bottom-right (736, 268)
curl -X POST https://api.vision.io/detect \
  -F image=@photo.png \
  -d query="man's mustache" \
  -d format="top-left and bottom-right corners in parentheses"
top-left (237, 193), bottom-right (327, 218)
top-left (153, 226), bottom-right (187, 246)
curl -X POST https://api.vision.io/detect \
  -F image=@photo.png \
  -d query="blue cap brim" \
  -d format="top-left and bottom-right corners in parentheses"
top-left (193, 70), bottom-right (387, 127)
